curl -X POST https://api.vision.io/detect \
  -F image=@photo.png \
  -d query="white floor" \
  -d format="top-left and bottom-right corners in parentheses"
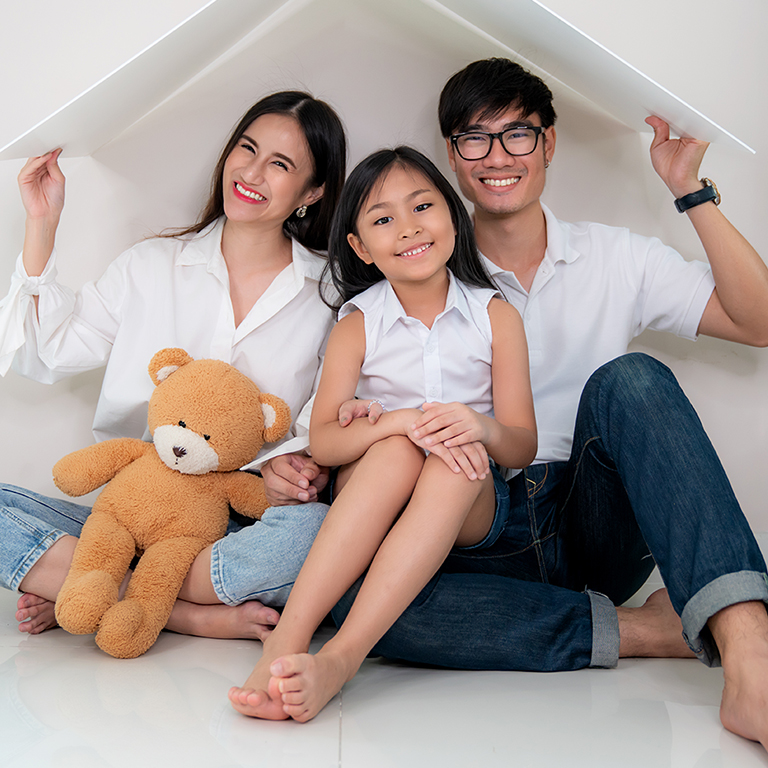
top-left (1, 580), bottom-right (766, 768)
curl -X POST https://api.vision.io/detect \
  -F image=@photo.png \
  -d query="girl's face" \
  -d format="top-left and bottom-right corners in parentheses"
top-left (222, 113), bottom-right (323, 231)
top-left (347, 165), bottom-right (455, 287)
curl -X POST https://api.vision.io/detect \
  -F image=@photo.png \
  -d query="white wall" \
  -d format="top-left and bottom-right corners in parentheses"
top-left (0, 0), bottom-right (766, 525)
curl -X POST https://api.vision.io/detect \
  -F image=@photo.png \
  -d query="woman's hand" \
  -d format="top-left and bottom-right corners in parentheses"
top-left (19, 149), bottom-right (66, 222)
top-left (261, 454), bottom-right (329, 506)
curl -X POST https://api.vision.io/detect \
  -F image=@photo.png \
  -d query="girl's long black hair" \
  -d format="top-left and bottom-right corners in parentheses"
top-left (323, 146), bottom-right (495, 309)
top-left (163, 91), bottom-right (347, 251)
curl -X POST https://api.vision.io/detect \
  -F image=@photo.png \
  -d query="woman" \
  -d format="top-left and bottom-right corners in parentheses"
top-left (0, 90), bottom-right (346, 642)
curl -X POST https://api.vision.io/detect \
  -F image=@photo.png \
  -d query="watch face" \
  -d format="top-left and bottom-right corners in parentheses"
top-left (702, 177), bottom-right (721, 205)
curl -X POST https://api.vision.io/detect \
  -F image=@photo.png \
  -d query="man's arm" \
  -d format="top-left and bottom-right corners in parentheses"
top-left (646, 116), bottom-right (768, 347)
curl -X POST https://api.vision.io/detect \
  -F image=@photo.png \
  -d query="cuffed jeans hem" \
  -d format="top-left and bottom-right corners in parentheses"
top-left (681, 570), bottom-right (768, 667)
top-left (6, 529), bottom-right (67, 593)
top-left (588, 589), bottom-right (619, 668)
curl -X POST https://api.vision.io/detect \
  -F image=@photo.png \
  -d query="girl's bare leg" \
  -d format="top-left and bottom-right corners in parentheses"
top-left (229, 436), bottom-right (426, 720)
top-left (235, 454), bottom-right (496, 722)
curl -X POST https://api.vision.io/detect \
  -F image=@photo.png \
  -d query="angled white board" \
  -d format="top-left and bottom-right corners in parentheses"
top-left (0, 0), bottom-right (289, 160)
top-left (424, 0), bottom-right (755, 153)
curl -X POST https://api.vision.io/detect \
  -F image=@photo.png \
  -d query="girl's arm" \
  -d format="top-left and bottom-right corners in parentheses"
top-left (412, 299), bottom-right (537, 470)
top-left (309, 311), bottom-right (421, 467)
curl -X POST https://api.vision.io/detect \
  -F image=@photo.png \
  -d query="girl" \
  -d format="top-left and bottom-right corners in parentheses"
top-left (229, 146), bottom-right (537, 722)
top-left (0, 91), bottom-right (346, 642)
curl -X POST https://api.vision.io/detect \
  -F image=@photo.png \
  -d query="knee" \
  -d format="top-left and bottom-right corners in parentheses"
top-left (583, 353), bottom-right (681, 410)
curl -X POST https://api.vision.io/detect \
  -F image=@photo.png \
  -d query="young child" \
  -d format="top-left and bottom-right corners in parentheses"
top-left (228, 146), bottom-right (537, 722)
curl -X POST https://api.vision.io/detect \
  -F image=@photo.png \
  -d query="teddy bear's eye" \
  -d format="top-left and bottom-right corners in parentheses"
top-left (178, 421), bottom-right (186, 428)
top-left (204, 435), bottom-right (210, 441)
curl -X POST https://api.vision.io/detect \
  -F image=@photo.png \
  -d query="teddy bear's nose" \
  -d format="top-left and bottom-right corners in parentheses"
top-left (173, 446), bottom-right (187, 458)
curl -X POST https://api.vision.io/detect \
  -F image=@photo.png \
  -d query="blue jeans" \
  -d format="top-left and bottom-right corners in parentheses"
top-left (0, 484), bottom-right (328, 606)
top-left (332, 354), bottom-right (768, 670)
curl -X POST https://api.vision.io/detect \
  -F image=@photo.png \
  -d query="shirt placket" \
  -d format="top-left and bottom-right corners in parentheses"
top-left (423, 324), bottom-right (442, 403)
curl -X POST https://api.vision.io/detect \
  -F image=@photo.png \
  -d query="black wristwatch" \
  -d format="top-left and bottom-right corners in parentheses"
top-left (674, 178), bottom-right (721, 213)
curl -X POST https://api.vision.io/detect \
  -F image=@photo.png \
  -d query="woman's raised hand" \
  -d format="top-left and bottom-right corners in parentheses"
top-left (19, 149), bottom-right (66, 222)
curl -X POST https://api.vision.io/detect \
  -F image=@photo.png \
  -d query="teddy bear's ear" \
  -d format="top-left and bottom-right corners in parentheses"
top-left (148, 348), bottom-right (194, 386)
top-left (259, 393), bottom-right (292, 443)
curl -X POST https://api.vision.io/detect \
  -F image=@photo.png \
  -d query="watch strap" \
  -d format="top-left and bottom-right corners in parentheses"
top-left (674, 178), bottom-right (720, 213)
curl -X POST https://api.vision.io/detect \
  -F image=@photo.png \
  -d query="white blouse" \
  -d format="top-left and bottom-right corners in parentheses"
top-left (339, 272), bottom-right (500, 416)
top-left (0, 218), bottom-right (336, 468)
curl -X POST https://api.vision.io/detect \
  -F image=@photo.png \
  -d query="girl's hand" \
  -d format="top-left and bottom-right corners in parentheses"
top-left (645, 116), bottom-right (709, 199)
top-left (18, 149), bottom-right (66, 222)
top-left (411, 401), bottom-right (487, 449)
top-left (338, 398), bottom-right (384, 427)
top-left (407, 425), bottom-right (489, 481)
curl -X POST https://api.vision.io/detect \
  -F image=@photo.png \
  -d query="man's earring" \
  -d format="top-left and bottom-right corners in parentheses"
top-left (545, 160), bottom-right (550, 169)
top-left (296, 205), bottom-right (308, 218)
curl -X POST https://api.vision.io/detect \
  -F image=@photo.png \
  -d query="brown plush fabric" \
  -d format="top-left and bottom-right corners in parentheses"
top-left (53, 348), bottom-right (291, 659)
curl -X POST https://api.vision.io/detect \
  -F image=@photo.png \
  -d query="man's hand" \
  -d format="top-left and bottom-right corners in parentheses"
top-left (261, 454), bottom-right (329, 506)
top-left (646, 116), bottom-right (709, 199)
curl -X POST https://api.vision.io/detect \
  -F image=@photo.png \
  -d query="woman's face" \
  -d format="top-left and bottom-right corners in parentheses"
top-left (222, 113), bottom-right (323, 231)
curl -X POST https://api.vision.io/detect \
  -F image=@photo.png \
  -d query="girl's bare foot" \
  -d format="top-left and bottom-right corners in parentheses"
top-left (271, 647), bottom-right (358, 722)
top-left (228, 635), bottom-right (307, 720)
top-left (167, 599), bottom-right (279, 641)
top-left (618, 588), bottom-right (695, 658)
top-left (16, 593), bottom-right (58, 634)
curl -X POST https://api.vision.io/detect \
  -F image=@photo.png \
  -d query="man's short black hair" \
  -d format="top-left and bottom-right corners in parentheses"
top-left (439, 58), bottom-right (557, 138)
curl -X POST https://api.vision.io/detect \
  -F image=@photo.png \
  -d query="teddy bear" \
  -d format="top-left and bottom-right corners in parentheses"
top-left (52, 347), bottom-right (291, 659)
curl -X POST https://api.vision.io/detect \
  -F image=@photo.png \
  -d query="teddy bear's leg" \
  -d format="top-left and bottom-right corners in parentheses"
top-left (96, 537), bottom-right (207, 659)
top-left (55, 508), bottom-right (136, 635)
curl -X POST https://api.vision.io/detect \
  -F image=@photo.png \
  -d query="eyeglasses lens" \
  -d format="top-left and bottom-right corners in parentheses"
top-left (456, 128), bottom-right (538, 160)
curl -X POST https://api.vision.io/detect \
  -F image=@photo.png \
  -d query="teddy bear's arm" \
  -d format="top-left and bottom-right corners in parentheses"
top-left (222, 471), bottom-right (270, 520)
top-left (53, 438), bottom-right (154, 497)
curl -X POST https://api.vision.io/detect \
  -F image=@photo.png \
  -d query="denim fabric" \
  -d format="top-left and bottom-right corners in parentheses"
top-left (0, 483), bottom-right (328, 606)
top-left (332, 354), bottom-right (768, 670)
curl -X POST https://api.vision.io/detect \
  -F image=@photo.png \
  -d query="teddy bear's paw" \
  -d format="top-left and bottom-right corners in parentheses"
top-left (96, 599), bottom-right (162, 659)
top-left (55, 571), bottom-right (119, 634)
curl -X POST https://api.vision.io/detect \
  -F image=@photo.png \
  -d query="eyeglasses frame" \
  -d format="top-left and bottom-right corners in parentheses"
top-left (450, 125), bottom-right (545, 161)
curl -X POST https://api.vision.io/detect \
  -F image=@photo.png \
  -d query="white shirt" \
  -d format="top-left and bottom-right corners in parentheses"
top-left (483, 204), bottom-right (715, 464)
top-left (0, 218), bottom-right (335, 468)
top-left (339, 272), bottom-right (499, 416)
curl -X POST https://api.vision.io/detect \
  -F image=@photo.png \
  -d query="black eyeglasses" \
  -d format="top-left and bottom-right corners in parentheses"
top-left (450, 126), bottom-right (544, 161)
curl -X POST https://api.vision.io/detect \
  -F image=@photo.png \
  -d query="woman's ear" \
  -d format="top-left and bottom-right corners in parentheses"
top-left (347, 232), bottom-right (373, 264)
top-left (303, 184), bottom-right (325, 207)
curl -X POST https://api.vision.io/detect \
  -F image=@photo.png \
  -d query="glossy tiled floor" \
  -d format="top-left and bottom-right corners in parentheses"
top-left (1, 582), bottom-right (766, 768)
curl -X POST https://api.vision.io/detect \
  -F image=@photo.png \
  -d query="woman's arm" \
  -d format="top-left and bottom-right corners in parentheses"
top-left (19, 150), bottom-right (66, 281)
top-left (309, 311), bottom-right (420, 467)
top-left (412, 299), bottom-right (537, 470)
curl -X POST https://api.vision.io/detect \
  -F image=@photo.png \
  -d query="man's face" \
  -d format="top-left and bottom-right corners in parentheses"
top-left (446, 106), bottom-right (555, 218)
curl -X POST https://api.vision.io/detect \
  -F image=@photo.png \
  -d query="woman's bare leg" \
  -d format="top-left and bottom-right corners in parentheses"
top-left (16, 536), bottom-right (277, 641)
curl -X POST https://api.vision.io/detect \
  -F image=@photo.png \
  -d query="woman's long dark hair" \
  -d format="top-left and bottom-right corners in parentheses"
top-left (323, 146), bottom-right (494, 309)
top-left (165, 91), bottom-right (346, 251)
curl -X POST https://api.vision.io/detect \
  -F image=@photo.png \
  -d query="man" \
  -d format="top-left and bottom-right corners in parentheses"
top-left (335, 58), bottom-right (768, 748)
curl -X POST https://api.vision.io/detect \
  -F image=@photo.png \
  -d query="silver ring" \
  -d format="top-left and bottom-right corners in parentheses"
top-left (367, 399), bottom-right (385, 413)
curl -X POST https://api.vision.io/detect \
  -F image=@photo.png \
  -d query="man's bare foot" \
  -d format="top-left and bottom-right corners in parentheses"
top-left (271, 648), bottom-right (357, 722)
top-left (167, 599), bottom-right (279, 641)
top-left (617, 588), bottom-right (695, 658)
top-left (710, 600), bottom-right (768, 750)
top-left (16, 593), bottom-right (58, 634)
